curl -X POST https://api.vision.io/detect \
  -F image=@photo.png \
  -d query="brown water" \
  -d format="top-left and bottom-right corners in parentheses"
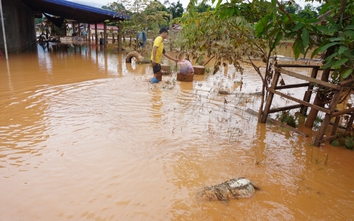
top-left (0, 44), bottom-right (353, 221)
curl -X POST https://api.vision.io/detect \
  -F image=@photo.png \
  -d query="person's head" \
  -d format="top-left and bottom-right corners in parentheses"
top-left (159, 28), bottom-right (168, 39)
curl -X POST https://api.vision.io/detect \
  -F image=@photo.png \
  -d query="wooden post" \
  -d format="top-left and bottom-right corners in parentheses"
top-left (313, 88), bottom-right (343, 146)
top-left (104, 22), bottom-right (107, 49)
top-left (331, 115), bottom-right (341, 137)
top-left (0, 0), bottom-right (9, 60)
top-left (117, 21), bottom-right (122, 52)
top-left (346, 113), bottom-right (354, 130)
top-left (95, 23), bottom-right (98, 46)
top-left (72, 21), bottom-right (75, 36)
top-left (261, 70), bottom-right (281, 123)
top-left (301, 66), bottom-right (319, 115)
top-left (305, 68), bottom-right (331, 128)
top-left (88, 24), bottom-right (91, 43)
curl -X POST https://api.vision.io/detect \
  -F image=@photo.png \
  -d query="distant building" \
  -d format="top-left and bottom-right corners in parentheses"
top-left (0, 0), bottom-right (129, 54)
top-left (171, 24), bottom-right (182, 33)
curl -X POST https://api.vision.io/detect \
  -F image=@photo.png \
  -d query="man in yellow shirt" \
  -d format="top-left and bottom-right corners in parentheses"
top-left (151, 28), bottom-right (178, 83)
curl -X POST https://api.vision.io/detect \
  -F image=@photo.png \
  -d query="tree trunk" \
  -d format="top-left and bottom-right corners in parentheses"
top-left (117, 22), bottom-right (122, 52)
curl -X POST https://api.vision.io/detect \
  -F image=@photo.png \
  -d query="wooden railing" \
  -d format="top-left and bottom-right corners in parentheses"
top-left (261, 64), bottom-right (354, 146)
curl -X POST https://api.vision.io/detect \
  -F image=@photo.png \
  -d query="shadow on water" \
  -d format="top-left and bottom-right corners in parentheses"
top-left (0, 42), bottom-right (353, 221)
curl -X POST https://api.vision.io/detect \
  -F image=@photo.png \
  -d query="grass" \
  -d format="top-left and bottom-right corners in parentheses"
top-left (310, 147), bottom-right (329, 166)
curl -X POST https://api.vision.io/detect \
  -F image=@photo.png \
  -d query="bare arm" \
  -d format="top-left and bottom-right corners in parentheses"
top-left (152, 46), bottom-right (158, 65)
top-left (164, 53), bottom-right (178, 63)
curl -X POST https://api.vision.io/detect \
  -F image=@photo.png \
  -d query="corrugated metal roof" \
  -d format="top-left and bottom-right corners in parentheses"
top-left (22, 0), bottom-right (130, 24)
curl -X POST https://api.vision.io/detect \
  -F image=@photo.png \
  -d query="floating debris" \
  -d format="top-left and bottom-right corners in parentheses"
top-left (199, 177), bottom-right (261, 203)
top-left (218, 90), bottom-right (229, 95)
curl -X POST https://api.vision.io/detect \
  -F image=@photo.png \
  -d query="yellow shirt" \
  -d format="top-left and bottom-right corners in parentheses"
top-left (151, 36), bottom-right (164, 64)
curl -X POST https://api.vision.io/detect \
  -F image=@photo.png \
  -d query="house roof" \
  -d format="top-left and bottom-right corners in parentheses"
top-left (171, 24), bottom-right (182, 32)
top-left (21, 0), bottom-right (130, 24)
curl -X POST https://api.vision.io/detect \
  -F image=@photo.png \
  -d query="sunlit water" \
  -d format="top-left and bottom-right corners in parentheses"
top-left (0, 43), bottom-right (353, 221)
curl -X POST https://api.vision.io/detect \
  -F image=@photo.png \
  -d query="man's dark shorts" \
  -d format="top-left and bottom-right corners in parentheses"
top-left (152, 63), bottom-right (161, 73)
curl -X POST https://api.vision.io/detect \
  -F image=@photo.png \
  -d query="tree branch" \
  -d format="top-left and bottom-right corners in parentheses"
top-left (276, 0), bottom-right (293, 24)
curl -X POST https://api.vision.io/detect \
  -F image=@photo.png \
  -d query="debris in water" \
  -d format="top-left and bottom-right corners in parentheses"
top-left (199, 177), bottom-right (261, 203)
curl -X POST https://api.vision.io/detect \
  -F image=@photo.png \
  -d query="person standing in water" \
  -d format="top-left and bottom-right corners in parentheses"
top-left (150, 28), bottom-right (178, 83)
top-left (138, 30), bottom-right (147, 48)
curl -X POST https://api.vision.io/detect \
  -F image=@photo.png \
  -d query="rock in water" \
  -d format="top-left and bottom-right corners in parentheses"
top-left (199, 177), bottom-right (261, 203)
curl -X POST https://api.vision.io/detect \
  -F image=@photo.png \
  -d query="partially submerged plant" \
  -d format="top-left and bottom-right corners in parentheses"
top-left (331, 132), bottom-right (354, 150)
top-left (310, 147), bottom-right (330, 165)
top-left (276, 110), bottom-right (303, 128)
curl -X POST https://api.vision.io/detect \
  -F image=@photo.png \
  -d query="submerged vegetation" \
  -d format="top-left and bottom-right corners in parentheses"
top-left (276, 111), bottom-right (298, 128)
top-left (331, 130), bottom-right (354, 149)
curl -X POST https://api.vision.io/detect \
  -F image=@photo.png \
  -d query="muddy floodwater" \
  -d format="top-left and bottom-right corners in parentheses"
top-left (0, 43), bottom-right (353, 221)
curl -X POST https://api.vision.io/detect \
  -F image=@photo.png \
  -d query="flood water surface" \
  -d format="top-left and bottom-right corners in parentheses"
top-left (0, 44), bottom-right (353, 221)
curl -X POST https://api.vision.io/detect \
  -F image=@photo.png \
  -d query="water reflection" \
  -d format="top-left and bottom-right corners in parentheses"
top-left (149, 89), bottom-right (163, 119)
top-left (0, 43), bottom-right (353, 221)
top-left (37, 47), bottom-right (53, 73)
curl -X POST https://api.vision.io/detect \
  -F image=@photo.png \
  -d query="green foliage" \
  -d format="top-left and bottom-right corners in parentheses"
top-left (254, 3), bottom-right (320, 60)
top-left (331, 133), bottom-right (354, 149)
top-left (169, 1), bottom-right (184, 18)
top-left (310, 147), bottom-right (329, 165)
top-left (102, 2), bottom-right (127, 12)
top-left (208, 0), bottom-right (269, 23)
top-left (142, 1), bottom-right (170, 29)
top-left (331, 139), bottom-right (339, 146)
top-left (313, 115), bottom-right (323, 129)
top-left (35, 18), bottom-right (44, 25)
top-left (312, 17), bottom-right (354, 80)
top-left (298, 4), bottom-right (318, 19)
top-left (102, 0), bottom-right (171, 38)
top-left (284, 2), bottom-right (300, 14)
top-left (172, 9), bottom-right (265, 72)
top-left (276, 111), bottom-right (299, 128)
top-left (194, 2), bottom-right (213, 13)
top-left (255, 0), bottom-right (354, 81)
